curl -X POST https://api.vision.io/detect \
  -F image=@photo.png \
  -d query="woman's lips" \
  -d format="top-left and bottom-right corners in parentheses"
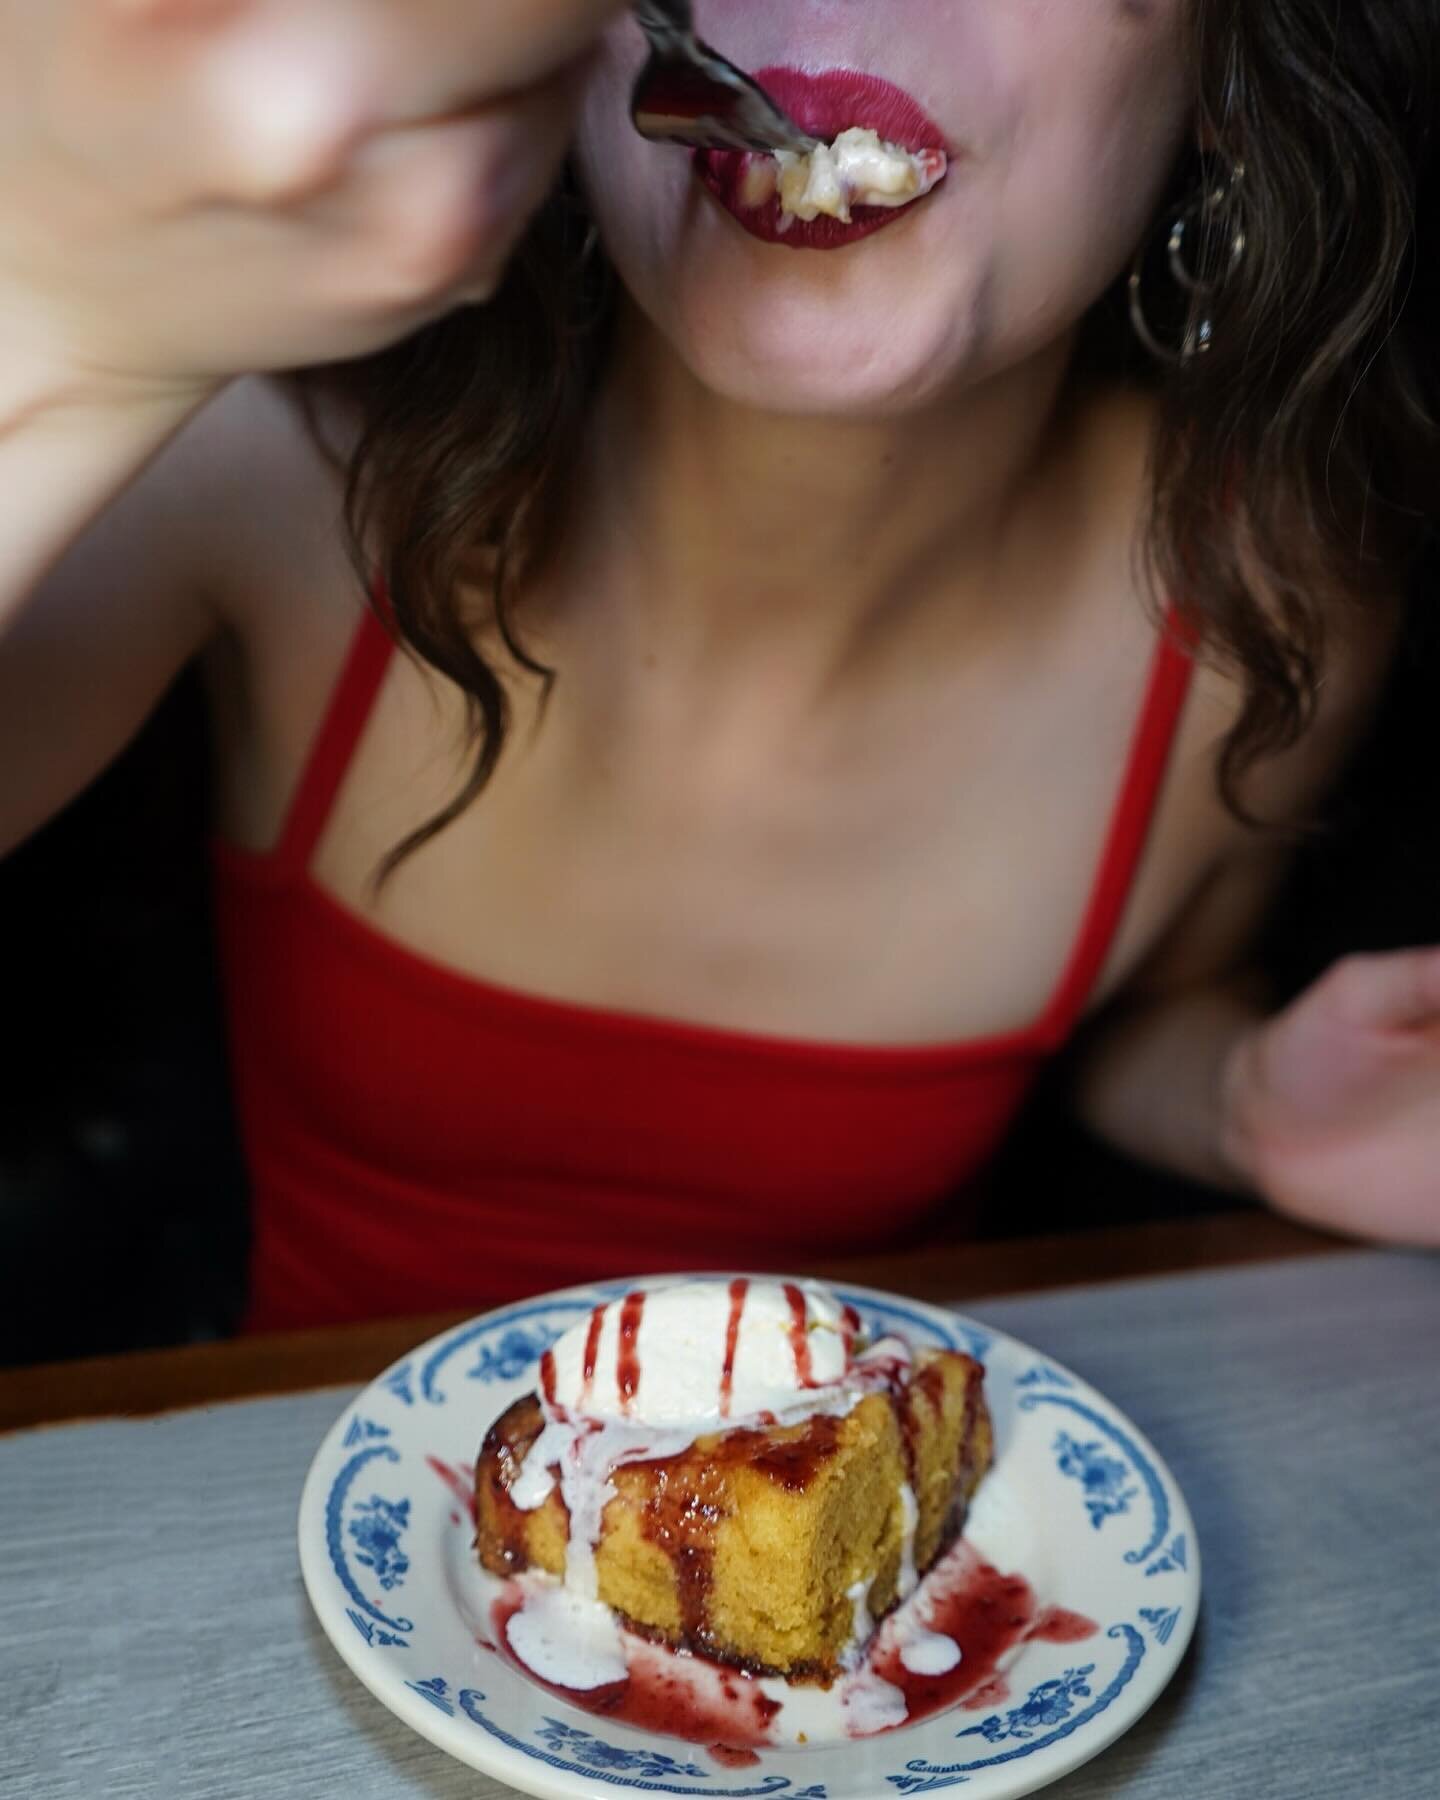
top-left (694, 68), bottom-right (951, 251)
top-left (751, 68), bottom-right (949, 154)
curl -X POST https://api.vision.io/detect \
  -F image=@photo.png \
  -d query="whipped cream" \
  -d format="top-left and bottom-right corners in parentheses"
top-left (542, 1278), bottom-right (862, 1425)
top-left (774, 128), bottom-right (947, 225)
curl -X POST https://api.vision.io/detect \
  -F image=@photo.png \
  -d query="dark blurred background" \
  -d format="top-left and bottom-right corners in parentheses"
top-left (2, 544), bottom-right (1438, 1368)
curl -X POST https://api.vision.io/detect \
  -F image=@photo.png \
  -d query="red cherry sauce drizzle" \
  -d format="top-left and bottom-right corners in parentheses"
top-left (719, 1278), bottom-right (750, 1417)
top-left (493, 1593), bottom-right (780, 1759)
top-left (425, 1455), bottom-right (475, 1513)
top-left (841, 1303), bottom-right (862, 1362)
top-left (580, 1304), bottom-right (606, 1409)
top-left (540, 1348), bottom-right (558, 1407)
top-left (783, 1283), bottom-right (816, 1386)
top-left (616, 1291), bottom-right (646, 1415)
top-left (1032, 1607), bottom-right (1101, 1643)
top-left (707, 1744), bottom-right (761, 1768)
top-left (866, 1543), bottom-right (1098, 1729)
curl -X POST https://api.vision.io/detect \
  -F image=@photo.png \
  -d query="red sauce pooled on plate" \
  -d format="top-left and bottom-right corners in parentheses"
top-left (492, 1542), bottom-right (1097, 1749)
top-left (493, 1592), bottom-right (781, 1757)
top-left (425, 1456), bottom-right (475, 1511)
top-left (868, 1545), bottom-right (1099, 1728)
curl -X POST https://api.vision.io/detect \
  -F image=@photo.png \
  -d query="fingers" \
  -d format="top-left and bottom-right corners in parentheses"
top-left (13, 0), bottom-right (613, 384)
top-left (84, 0), bottom-right (622, 205)
top-left (314, 77), bottom-right (578, 318)
top-left (1314, 948), bottom-right (1440, 1032)
top-left (367, 0), bottom-right (631, 117)
top-left (114, 0), bottom-right (628, 124)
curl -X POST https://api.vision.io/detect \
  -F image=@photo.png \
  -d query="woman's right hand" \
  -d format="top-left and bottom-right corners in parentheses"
top-left (0, 0), bottom-right (627, 402)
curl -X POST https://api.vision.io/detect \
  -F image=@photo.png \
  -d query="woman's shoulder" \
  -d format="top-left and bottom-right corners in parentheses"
top-left (162, 375), bottom-right (362, 641)
top-left (1064, 377), bottom-right (1400, 862)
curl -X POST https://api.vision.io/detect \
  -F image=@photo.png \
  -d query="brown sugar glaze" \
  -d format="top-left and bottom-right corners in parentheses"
top-left (475, 1397), bottom-right (551, 1575)
top-left (633, 1412), bottom-right (846, 1662)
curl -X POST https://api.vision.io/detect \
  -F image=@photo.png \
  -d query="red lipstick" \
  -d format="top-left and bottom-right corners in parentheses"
top-left (694, 68), bottom-right (951, 251)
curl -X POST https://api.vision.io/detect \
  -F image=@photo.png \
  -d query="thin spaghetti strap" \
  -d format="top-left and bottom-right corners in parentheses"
top-left (270, 599), bottom-right (396, 879)
top-left (1039, 611), bottom-right (1198, 1044)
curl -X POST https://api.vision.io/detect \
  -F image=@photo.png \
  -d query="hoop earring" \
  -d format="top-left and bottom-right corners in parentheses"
top-left (1128, 160), bottom-right (1246, 364)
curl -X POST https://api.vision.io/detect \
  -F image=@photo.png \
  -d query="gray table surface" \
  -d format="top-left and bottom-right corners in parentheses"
top-left (4, 1250), bottom-right (1437, 1800)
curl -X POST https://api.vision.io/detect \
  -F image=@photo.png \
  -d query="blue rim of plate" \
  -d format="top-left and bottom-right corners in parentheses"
top-left (299, 1276), bottom-right (1201, 1800)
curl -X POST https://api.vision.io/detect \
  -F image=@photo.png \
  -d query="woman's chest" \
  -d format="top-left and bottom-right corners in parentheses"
top-left (293, 614), bottom-right (1219, 1050)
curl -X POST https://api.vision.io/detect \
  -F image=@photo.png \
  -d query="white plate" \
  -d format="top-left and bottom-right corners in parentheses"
top-left (300, 1277), bottom-right (1200, 1800)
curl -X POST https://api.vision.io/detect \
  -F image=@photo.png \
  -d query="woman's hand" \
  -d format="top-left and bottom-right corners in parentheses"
top-left (0, 0), bottom-right (626, 401)
top-left (1222, 949), bottom-right (1440, 1244)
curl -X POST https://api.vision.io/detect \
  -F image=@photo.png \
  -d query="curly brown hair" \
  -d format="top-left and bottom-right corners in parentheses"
top-left (300, 0), bottom-right (1439, 873)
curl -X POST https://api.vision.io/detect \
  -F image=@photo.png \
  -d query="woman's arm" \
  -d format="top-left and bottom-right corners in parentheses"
top-left (0, 382), bottom-right (279, 858)
top-left (1220, 948), bottom-right (1440, 1244)
top-left (1071, 852), bottom-right (1284, 1197)
top-left (1076, 937), bottom-right (1440, 1247)
top-left (1072, 597), bottom-right (1440, 1246)
top-left (0, 374), bottom-right (209, 646)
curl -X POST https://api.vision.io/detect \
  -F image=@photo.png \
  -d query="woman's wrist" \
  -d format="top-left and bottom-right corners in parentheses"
top-left (1071, 979), bottom-right (1271, 1194)
top-left (0, 336), bottom-right (218, 434)
top-left (0, 355), bottom-right (217, 632)
top-left (1215, 1019), bottom-right (1266, 1195)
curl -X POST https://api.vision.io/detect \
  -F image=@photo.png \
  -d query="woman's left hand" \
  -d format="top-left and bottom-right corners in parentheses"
top-left (1222, 948), bottom-right (1440, 1243)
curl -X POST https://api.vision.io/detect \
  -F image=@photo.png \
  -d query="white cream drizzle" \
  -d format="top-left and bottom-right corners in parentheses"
top-left (845, 1577), bottom-right (875, 1667)
top-left (898, 1630), bottom-right (963, 1677)
top-left (505, 1583), bottom-right (628, 1690)
top-left (840, 1663), bottom-right (909, 1735)
top-left (897, 1480), bottom-right (920, 1602)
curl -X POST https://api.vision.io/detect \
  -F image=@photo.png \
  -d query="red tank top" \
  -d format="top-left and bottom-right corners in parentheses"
top-left (213, 607), bottom-right (1194, 1331)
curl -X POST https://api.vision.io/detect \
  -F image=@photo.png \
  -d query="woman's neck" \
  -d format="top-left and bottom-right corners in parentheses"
top-left (546, 302), bottom-right (1084, 688)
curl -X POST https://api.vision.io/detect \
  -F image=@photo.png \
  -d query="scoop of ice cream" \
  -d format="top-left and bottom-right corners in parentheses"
top-left (542, 1279), bottom-right (859, 1426)
top-left (774, 128), bottom-right (947, 225)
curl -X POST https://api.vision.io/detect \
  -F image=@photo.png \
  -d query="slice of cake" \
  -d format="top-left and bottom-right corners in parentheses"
top-left (474, 1279), bottom-right (991, 1683)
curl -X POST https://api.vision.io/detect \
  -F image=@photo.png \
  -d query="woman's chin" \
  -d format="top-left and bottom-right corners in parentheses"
top-left (673, 319), bottom-right (972, 419)
top-left (628, 222), bottom-right (983, 419)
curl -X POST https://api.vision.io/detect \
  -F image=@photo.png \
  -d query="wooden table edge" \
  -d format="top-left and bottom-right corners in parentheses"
top-left (0, 1209), bottom-right (1348, 1435)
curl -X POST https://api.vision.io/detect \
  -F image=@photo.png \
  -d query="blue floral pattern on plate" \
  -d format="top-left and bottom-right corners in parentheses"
top-left (1052, 1432), bottom-right (1139, 1528)
top-left (1017, 1392), bottom-right (1172, 1566)
top-left (469, 1325), bottom-right (564, 1385)
top-left (1146, 1534), bottom-right (1188, 1577)
top-left (1014, 1366), bottom-right (1074, 1390)
top-left (459, 1691), bottom-right (796, 1796)
top-left (536, 1719), bottom-right (711, 1779)
top-left (348, 1495), bottom-right (411, 1591)
top-left (884, 1627), bottom-right (1148, 1795)
top-left (1139, 1607), bottom-right (1183, 1647)
top-left (957, 1667), bottom-right (1096, 1744)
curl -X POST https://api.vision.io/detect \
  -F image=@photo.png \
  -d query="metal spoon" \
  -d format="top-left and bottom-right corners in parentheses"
top-left (630, 0), bottom-right (818, 156)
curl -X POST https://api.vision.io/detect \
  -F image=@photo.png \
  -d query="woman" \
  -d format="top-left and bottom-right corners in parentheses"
top-left (1, 0), bottom-right (1436, 1329)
